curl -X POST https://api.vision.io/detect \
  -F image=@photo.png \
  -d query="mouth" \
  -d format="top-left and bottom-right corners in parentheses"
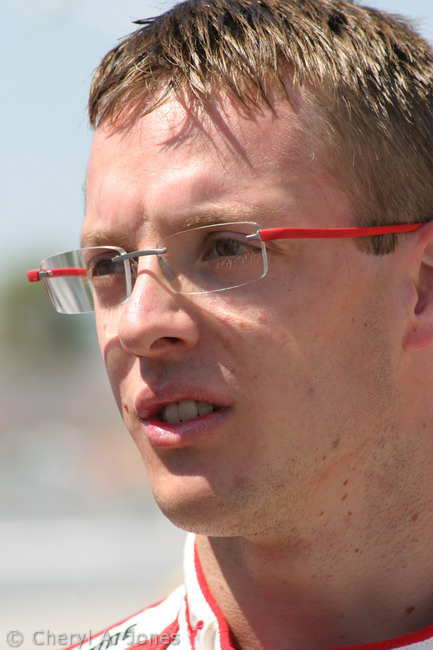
top-left (133, 390), bottom-right (231, 447)
top-left (159, 399), bottom-right (221, 424)
top-left (134, 390), bottom-right (228, 425)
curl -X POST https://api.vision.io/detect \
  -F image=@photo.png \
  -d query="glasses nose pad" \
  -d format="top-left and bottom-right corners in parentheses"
top-left (157, 255), bottom-right (177, 284)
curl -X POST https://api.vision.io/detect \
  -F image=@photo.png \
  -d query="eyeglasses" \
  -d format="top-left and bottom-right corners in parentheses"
top-left (27, 221), bottom-right (423, 314)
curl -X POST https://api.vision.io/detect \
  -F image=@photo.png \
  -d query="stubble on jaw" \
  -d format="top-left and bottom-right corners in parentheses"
top-left (145, 279), bottom-right (402, 547)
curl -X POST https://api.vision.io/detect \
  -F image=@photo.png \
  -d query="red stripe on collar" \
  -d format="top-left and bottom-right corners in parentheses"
top-left (193, 538), bottom-right (433, 650)
top-left (193, 541), bottom-right (235, 650)
top-left (327, 621), bottom-right (433, 650)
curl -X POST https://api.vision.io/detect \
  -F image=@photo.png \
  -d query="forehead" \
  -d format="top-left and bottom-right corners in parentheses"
top-left (84, 95), bottom-right (350, 242)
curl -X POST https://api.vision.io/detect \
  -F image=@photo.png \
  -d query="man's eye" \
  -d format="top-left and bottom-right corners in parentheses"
top-left (214, 238), bottom-right (244, 256)
top-left (89, 258), bottom-right (124, 276)
top-left (205, 236), bottom-right (259, 259)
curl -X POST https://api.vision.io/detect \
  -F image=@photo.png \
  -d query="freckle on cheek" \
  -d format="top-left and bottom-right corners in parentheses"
top-left (123, 403), bottom-right (129, 413)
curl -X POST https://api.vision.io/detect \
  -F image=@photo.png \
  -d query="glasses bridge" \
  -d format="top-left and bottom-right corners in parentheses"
top-left (112, 248), bottom-right (168, 262)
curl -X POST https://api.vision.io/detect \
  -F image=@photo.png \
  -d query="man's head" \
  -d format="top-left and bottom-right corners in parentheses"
top-left (89, 0), bottom-right (433, 253)
top-left (82, 0), bottom-right (433, 541)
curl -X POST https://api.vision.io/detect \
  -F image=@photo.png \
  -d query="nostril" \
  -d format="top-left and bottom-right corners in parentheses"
top-left (151, 336), bottom-right (183, 350)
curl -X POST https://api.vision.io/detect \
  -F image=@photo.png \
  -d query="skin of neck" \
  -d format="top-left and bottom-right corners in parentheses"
top-left (196, 373), bottom-right (433, 650)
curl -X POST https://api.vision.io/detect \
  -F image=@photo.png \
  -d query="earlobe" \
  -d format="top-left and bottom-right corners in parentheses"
top-left (404, 235), bottom-right (433, 351)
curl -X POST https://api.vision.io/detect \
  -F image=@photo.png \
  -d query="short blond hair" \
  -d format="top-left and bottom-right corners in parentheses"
top-left (89, 0), bottom-right (433, 254)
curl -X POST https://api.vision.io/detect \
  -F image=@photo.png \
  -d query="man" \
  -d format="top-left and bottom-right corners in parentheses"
top-left (28, 0), bottom-right (433, 648)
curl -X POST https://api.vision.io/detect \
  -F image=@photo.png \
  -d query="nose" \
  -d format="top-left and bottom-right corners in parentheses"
top-left (117, 265), bottom-right (200, 359)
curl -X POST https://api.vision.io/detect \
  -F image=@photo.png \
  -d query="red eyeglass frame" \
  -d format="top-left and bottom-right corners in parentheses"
top-left (27, 222), bottom-right (424, 283)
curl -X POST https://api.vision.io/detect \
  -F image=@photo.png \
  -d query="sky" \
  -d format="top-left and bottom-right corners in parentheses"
top-left (4, 0), bottom-right (433, 286)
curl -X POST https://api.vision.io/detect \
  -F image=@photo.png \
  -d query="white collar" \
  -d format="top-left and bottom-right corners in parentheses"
top-left (181, 533), bottom-right (433, 650)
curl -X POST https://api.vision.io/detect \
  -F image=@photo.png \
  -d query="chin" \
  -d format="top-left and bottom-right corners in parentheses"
top-left (141, 448), bottom-right (282, 536)
top-left (149, 475), bottom-right (227, 534)
top-left (156, 503), bottom-right (248, 536)
top-left (147, 472), bottom-right (269, 537)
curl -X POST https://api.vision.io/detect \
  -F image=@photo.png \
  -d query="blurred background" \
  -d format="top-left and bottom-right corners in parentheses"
top-left (2, 0), bottom-right (433, 645)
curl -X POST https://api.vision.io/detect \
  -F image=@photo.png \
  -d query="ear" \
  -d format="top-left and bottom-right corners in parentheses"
top-left (404, 221), bottom-right (433, 351)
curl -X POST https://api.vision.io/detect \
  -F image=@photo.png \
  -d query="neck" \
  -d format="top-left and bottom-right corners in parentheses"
top-left (196, 465), bottom-right (433, 649)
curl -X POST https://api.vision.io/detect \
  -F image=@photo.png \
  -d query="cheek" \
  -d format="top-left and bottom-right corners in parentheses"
top-left (210, 297), bottom-right (297, 409)
top-left (95, 313), bottom-right (115, 383)
top-left (95, 309), bottom-right (109, 350)
top-left (95, 310), bottom-right (133, 404)
top-left (217, 281), bottom-right (389, 422)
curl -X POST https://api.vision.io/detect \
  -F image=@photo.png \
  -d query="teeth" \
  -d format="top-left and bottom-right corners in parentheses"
top-left (163, 402), bottom-right (181, 424)
top-left (161, 400), bottom-right (216, 423)
top-left (197, 401), bottom-right (214, 416)
top-left (178, 399), bottom-right (198, 422)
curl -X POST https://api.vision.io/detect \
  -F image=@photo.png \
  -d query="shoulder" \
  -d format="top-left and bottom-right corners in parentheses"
top-left (66, 585), bottom-right (185, 650)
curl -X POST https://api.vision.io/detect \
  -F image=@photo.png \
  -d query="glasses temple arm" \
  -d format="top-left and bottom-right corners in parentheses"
top-left (27, 268), bottom-right (88, 282)
top-left (257, 224), bottom-right (424, 241)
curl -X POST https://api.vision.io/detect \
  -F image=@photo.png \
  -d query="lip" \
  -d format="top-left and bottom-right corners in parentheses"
top-left (133, 386), bottom-right (233, 448)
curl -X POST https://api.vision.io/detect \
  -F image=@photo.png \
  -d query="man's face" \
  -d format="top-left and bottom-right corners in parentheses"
top-left (84, 97), bottom-right (398, 539)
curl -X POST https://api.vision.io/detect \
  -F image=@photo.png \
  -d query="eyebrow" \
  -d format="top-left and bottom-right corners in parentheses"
top-left (80, 231), bottom-right (138, 249)
top-left (181, 210), bottom-right (259, 230)
top-left (80, 217), bottom-right (240, 249)
top-left (180, 203), bottom-right (293, 229)
top-left (80, 205), bottom-right (289, 248)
